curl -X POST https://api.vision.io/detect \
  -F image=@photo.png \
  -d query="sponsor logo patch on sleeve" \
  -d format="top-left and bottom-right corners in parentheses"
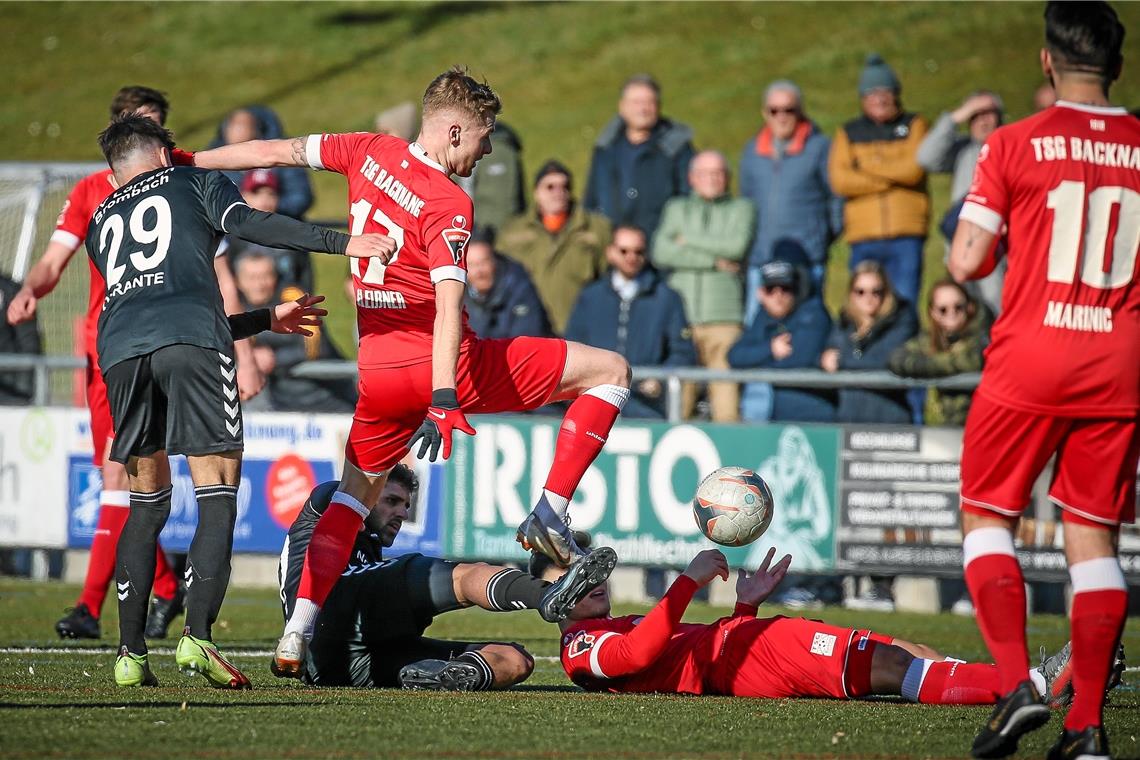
top-left (566, 631), bottom-right (597, 659)
top-left (810, 632), bottom-right (837, 657)
top-left (440, 223), bottom-right (471, 265)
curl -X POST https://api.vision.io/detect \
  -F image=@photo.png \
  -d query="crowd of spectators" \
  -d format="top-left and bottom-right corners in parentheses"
top-left (204, 54), bottom-right (1045, 421)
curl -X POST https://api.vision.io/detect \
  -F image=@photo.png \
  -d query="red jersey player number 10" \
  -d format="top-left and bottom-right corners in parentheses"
top-left (349, 197), bottom-right (405, 285)
top-left (1045, 182), bottom-right (1139, 289)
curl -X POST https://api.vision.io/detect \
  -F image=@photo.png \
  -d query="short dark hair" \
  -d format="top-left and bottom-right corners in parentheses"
top-left (621, 73), bottom-right (660, 98)
top-left (1044, 1), bottom-right (1125, 82)
top-left (109, 85), bottom-right (171, 124)
top-left (387, 463), bottom-right (419, 500)
top-left (98, 114), bottom-right (176, 168)
top-left (611, 223), bottom-right (647, 243)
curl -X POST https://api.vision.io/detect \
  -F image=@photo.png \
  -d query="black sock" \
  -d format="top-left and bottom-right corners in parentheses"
top-left (116, 488), bottom-right (172, 654)
top-left (183, 485), bottom-right (237, 641)
top-left (455, 650), bottom-right (493, 690)
top-left (484, 568), bottom-right (550, 611)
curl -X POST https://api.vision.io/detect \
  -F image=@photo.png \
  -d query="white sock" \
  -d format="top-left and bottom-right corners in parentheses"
top-left (283, 598), bottom-right (321, 641)
top-left (542, 489), bottom-right (571, 520)
top-left (1029, 667), bottom-right (1046, 695)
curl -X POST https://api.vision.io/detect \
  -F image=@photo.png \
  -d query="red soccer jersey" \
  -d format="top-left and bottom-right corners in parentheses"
top-left (559, 576), bottom-right (756, 695)
top-left (960, 101), bottom-right (1140, 417)
top-left (304, 132), bottom-right (475, 369)
top-left (51, 150), bottom-right (197, 356)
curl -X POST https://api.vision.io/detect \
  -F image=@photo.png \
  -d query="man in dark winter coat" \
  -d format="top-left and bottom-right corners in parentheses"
top-left (729, 243), bottom-right (835, 423)
top-left (565, 226), bottom-right (695, 419)
top-left (584, 75), bottom-right (695, 244)
top-left (464, 231), bottom-right (552, 341)
top-left (211, 106), bottom-right (314, 219)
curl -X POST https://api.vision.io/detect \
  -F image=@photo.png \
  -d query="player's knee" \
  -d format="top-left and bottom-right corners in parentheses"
top-left (600, 350), bottom-right (631, 389)
top-left (494, 642), bottom-right (534, 686)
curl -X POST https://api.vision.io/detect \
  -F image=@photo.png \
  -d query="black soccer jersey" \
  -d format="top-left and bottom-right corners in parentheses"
top-left (85, 166), bottom-right (241, 372)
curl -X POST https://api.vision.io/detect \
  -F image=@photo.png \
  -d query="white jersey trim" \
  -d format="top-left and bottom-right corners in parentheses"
top-left (214, 238), bottom-right (229, 259)
top-left (960, 201), bottom-right (1003, 235)
top-left (219, 202), bottom-right (250, 234)
top-left (589, 631), bottom-right (619, 678)
top-left (430, 265), bottom-right (467, 285)
top-left (305, 134), bottom-right (325, 171)
top-left (1054, 100), bottom-right (1129, 116)
top-left (409, 142), bottom-right (448, 175)
top-left (49, 229), bottom-right (81, 251)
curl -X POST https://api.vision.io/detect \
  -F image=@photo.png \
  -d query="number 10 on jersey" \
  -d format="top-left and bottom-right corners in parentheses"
top-left (349, 198), bottom-right (406, 285)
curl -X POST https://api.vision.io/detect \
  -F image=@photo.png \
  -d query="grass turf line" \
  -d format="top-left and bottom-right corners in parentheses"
top-left (1, 579), bottom-right (1137, 759)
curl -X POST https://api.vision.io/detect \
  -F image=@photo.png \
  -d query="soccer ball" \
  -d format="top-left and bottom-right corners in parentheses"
top-left (692, 466), bottom-right (774, 547)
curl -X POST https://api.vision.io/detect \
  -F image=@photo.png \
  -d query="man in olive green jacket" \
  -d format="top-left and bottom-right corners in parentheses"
top-left (497, 161), bottom-right (612, 334)
top-left (652, 150), bottom-right (755, 422)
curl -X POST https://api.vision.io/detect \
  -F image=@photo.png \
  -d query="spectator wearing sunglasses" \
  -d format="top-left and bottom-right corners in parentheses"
top-left (820, 259), bottom-right (917, 425)
top-left (739, 80), bottom-right (843, 326)
top-left (728, 240), bottom-right (835, 423)
top-left (888, 279), bottom-right (988, 425)
top-left (565, 225), bottom-right (695, 419)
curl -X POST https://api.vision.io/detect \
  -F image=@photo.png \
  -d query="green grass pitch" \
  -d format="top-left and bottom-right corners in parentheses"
top-left (1, 579), bottom-right (1136, 759)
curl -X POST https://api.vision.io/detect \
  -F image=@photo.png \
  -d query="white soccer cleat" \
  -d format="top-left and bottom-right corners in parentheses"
top-left (270, 631), bottom-right (307, 680)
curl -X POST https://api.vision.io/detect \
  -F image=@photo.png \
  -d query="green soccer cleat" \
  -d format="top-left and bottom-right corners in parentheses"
top-left (175, 629), bottom-right (251, 689)
top-left (114, 646), bottom-right (159, 687)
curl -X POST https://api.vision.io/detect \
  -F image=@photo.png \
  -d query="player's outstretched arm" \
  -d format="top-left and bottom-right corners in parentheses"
top-left (194, 137), bottom-right (308, 171)
top-left (734, 547), bottom-right (792, 613)
top-left (224, 204), bottom-right (395, 261)
top-left (225, 294), bottom-right (327, 341)
top-left (949, 219), bottom-right (1000, 282)
top-left (7, 241), bottom-right (77, 325)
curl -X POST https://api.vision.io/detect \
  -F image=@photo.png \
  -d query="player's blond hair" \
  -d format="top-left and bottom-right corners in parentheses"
top-left (422, 66), bottom-right (501, 126)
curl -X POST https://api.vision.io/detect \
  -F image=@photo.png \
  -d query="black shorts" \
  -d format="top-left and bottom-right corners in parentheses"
top-left (305, 554), bottom-right (474, 688)
top-left (103, 343), bottom-right (242, 464)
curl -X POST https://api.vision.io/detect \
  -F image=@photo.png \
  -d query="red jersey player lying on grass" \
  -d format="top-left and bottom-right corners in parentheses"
top-left (539, 547), bottom-right (1121, 708)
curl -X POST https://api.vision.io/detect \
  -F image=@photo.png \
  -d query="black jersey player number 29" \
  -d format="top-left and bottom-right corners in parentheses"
top-left (97, 195), bottom-right (172, 298)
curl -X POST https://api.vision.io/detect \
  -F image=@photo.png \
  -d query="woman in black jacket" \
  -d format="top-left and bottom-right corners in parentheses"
top-left (820, 260), bottom-right (917, 424)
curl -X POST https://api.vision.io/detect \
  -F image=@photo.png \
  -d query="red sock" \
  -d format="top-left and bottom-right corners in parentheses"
top-left (918, 661), bottom-right (1003, 705)
top-left (1065, 583), bottom-right (1127, 731)
top-left (544, 387), bottom-right (626, 498)
top-left (152, 545), bottom-right (178, 600)
top-left (76, 497), bottom-right (130, 616)
top-left (296, 500), bottom-right (365, 608)
top-left (964, 552), bottom-right (1028, 693)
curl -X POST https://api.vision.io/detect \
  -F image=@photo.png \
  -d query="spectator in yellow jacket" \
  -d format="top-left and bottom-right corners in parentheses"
top-left (829, 54), bottom-right (929, 306)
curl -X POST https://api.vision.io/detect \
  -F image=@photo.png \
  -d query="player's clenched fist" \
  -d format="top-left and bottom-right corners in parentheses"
top-left (408, 388), bottom-right (476, 462)
top-left (345, 233), bottom-right (398, 263)
top-left (682, 549), bottom-right (730, 587)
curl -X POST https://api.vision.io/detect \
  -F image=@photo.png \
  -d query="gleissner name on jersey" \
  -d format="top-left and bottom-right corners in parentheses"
top-left (356, 288), bottom-right (407, 310)
top-left (359, 156), bottom-right (425, 218)
top-left (1029, 135), bottom-right (1140, 168)
top-left (1044, 300), bottom-right (1113, 333)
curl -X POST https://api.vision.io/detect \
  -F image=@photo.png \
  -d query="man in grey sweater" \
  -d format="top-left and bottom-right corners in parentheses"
top-left (917, 91), bottom-right (1005, 314)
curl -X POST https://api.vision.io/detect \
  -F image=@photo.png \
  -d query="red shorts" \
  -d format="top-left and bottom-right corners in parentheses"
top-left (710, 616), bottom-right (893, 700)
top-left (85, 352), bottom-right (114, 467)
top-left (346, 336), bottom-right (568, 472)
top-left (960, 394), bottom-right (1140, 528)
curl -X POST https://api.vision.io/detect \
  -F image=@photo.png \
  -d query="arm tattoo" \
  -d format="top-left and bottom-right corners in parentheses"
top-left (289, 136), bottom-right (308, 167)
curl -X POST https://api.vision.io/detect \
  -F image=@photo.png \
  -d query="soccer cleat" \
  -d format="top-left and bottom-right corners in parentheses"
top-left (970, 680), bottom-right (1051, 759)
top-left (144, 591), bottom-right (184, 639)
top-left (399, 659), bottom-right (482, 691)
top-left (516, 507), bottom-right (585, 569)
top-left (270, 631), bottom-right (307, 680)
top-left (55, 604), bottom-right (100, 640)
top-left (1046, 725), bottom-right (1111, 760)
top-left (538, 546), bottom-right (618, 623)
top-left (1105, 643), bottom-right (1126, 696)
top-left (1036, 641), bottom-right (1073, 707)
top-left (175, 629), bottom-right (251, 689)
top-left (114, 647), bottom-right (158, 687)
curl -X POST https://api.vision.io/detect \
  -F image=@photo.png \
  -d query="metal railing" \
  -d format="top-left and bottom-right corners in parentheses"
top-left (0, 354), bottom-right (982, 418)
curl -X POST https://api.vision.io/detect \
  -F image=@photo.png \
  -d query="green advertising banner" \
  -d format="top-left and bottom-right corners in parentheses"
top-left (444, 417), bottom-right (840, 570)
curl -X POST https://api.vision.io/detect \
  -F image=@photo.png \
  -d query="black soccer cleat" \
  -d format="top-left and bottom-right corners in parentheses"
top-left (399, 659), bottom-right (482, 691)
top-left (970, 680), bottom-right (1051, 759)
top-left (538, 546), bottom-right (618, 623)
top-left (1046, 725), bottom-right (1111, 760)
top-left (144, 590), bottom-right (185, 639)
top-left (55, 604), bottom-right (100, 640)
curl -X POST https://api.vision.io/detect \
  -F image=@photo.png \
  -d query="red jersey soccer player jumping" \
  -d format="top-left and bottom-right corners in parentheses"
top-left (949, 4), bottom-right (1138, 759)
top-left (5, 86), bottom-right (234, 642)
top-left (195, 67), bottom-right (632, 677)
top-left (538, 548), bottom-right (1086, 711)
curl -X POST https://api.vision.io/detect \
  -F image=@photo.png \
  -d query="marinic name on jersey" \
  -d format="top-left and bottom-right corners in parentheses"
top-left (1043, 300), bottom-right (1113, 333)
top-left (1029, 136), bottom-right (1140, 169)
top-left (359, 156), bottom-right (425, 218)
top-left (356, 288), bottom-right (407, 310)
top-left (92, 168), bottom-right (173, 224)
